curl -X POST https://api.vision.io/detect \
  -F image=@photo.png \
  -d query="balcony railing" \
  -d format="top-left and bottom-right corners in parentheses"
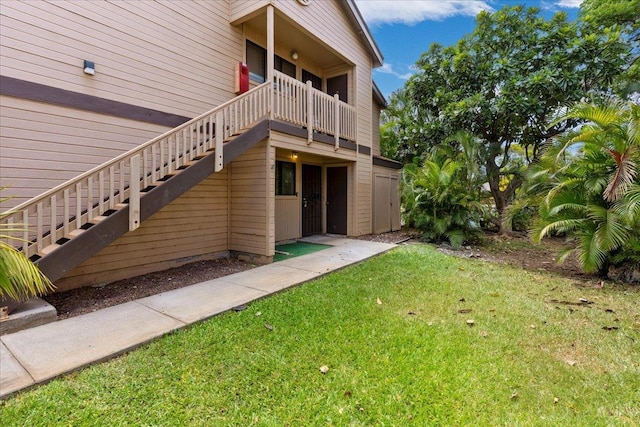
top-left (272, 70), bottom-right (356, 146)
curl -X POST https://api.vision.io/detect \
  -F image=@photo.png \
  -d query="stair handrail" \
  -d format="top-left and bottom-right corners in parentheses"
top-left (5, 81), bottom-right (272, 213)
top-left (2, 81), bottom-right (271, 257)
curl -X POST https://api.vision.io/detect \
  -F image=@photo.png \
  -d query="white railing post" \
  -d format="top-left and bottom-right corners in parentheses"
top-left (215, 111), bottom-right (224, 172)
top-left (334, 93), bottom-right (340, 150)
top-left (129, 155), bottom-right (140, 231)
top-left (306, 80), bottom-right (313, 144)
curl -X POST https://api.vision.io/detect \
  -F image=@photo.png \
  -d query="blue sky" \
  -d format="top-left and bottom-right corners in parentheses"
top-left (354, 0), bottom-right (582, 99)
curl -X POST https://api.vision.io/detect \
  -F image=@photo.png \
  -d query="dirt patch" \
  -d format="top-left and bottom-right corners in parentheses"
top-left (437, 233), bottom-right (592, 283)
top-left (44, 258), bottom-right (253, 320)
top-left (43, 230), bottom-right (603, 321)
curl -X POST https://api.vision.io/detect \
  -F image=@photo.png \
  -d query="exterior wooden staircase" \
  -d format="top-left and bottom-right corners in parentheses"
top-left (2, 70), bottom-right (358, 285)
top-left (2, 82), bottom-right (271, 283)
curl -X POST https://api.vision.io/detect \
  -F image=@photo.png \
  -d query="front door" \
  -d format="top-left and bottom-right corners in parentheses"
top-left (302, 164), bottom-right (322, 236)
top-left (327, 74), bottom-right (348, 103)
top-left (326, 166), bottom-right (347, 235)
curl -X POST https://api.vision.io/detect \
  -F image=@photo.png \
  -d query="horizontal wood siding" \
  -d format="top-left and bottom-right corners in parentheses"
top-left (270, 130), bottom-right (356, 162)
top-left (0, 96), bottom-right (169, 208)
top-left (355, 152), bottom-right (372, 235)
top-left (229, 140), bottom-right (272, 256)
top-left (55, 171), bottom-right (229, 291)
top-left (275, 197), bottom-right (300, 242)
top-left (230, 0), bottom-right (269, 23)
top-left (0, 0), bottom-right (242, 117)
top-left (372, 95), bottom-right (382, 157)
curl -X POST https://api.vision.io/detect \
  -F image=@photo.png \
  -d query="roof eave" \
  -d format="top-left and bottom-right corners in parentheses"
top-left (342, 0), bottom-right (384, 68)
top-left (372, 80), bottom-right (387, 108)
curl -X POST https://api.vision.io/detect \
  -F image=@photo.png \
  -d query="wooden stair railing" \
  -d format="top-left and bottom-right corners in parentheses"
top-left (1, 82), bottom-right (271, 265)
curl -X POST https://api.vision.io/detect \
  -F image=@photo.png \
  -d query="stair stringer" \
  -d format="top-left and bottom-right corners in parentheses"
top-left (36, 119), bottom-right (270, 283)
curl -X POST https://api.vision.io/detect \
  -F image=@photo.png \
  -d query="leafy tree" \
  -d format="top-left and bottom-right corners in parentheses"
top-left (407, 5), bottom-right (629, 232)
top-left (580, 0), bottom-right (640, 91)
top-left (380, 89), bottom-right (444, 163)
top-left (532, 99), bottom-right (639, 274)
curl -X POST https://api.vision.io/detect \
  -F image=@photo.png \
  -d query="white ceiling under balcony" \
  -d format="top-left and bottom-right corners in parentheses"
top-left (242, 11), bottom-right (350, 69)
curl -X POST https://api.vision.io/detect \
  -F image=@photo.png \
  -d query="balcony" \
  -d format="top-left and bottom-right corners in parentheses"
top-left (272, 70), bottom-right (356, 146)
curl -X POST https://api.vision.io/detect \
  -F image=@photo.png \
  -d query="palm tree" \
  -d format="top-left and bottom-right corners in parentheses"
top-left (402, 138), bottom-right (487, 249)
top-left (1, 193), bottom-right (55, 312)
top-left (532, 99), bottom-right (639, 273)
top-left (549, 100), bottom-right (638, 202)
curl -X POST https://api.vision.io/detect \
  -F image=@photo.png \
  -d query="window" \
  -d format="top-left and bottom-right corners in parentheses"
top-left (302, 69), bottom-right (322, 90)
top-left (246, 40), bottom-right (266, 83)
top-left (276, 161), bottom-right (296, 195)
top-left (275, 55), bottom-right (296, 78)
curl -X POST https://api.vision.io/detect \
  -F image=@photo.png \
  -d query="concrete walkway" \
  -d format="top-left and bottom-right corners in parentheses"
top-left (0, 236), bottom-right (395, 399)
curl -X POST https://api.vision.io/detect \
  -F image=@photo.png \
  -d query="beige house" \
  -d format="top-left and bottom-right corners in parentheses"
top-left (0, 0), bottom-right (401, 293)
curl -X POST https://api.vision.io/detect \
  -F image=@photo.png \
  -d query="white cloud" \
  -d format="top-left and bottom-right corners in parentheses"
top-left (375, 63), bottom-right (414, 80)
top-left (540, 0), bottom-right (583, 10)
top-left (555, 0), bottom-right (582, 8)
top-left (355, 0), bottom-right (494, 26)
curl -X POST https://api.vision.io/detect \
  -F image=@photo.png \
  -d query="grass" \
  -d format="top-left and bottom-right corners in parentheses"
top-left (1, 244), bottom-right (639, 426)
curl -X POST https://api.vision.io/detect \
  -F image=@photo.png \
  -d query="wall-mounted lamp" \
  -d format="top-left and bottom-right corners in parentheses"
top-left (292, 151), bottom-right (298, 160)
top-left (83, 60), bottom-right (95, 76)
top-left (291, 51), bottom-right (299, 61)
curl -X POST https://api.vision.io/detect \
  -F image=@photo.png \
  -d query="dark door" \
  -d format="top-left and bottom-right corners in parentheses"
top-left (302, 164), bottom-right (322, 236)
top-left (327, 74), bottom-right (348, 103)
top-left (326, 166), bottom-right (347, 235)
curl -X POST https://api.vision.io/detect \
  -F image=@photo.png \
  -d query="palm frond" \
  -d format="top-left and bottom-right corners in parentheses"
top-left (603, 148), bottom-right (637, 202)
top-left (532, 218), bottom-right (586, 242)
top-left (577, 231), bottom-right (608, 273)
top-left (0, 242), bottom-right (55, 301)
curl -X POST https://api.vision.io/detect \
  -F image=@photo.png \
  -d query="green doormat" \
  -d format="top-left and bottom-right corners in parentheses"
top-left (273, 242), bottom-right (332, 261)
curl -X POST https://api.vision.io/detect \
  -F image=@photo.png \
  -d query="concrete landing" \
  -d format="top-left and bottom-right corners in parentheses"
top-left (0, 298), bottom-right (57, 336)
top-left (0, 237), bottom-right (395, 399)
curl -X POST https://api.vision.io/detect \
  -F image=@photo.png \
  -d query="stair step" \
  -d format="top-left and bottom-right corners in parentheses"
top-left (179, 161), bottom-right (197, 169)
top-left (115, 203), bottom-right (128, 209)
top-left (89, 215), bottom-right (109, 224)
top-left (40, 243), bottom-right (60, 256)
top-left (68, 229), bottom-right (85, 237)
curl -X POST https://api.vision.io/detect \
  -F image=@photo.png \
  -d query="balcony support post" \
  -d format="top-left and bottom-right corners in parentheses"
top-left (215, 112), bottom-right (224, 172)
top-left (334, 93), bottom-right (340, 150)
top-left (307, 80), bottom-right (313, 144)
top-left (129, 155), bottom-right (140, 231)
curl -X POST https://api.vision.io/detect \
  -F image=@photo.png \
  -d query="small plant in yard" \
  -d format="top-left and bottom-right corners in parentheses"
top-left (1, 245), bottom-right (638, 425)
top-left (402, 132), bottom-right (488, 249)
top-left (0, 193), bottom-right (55, 312)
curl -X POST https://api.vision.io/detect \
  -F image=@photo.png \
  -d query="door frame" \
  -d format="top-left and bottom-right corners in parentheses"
top-left (301, 163), bottom-right (323, 236)
top-left (325, 165), bottom-right (348, 235)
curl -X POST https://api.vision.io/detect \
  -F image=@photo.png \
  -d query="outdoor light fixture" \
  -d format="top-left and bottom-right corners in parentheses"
top-left (292, 151), bottom-right (298, 159)
top-left (291, 51), bottom-right (299, 60)
top-left (83, 60), bottom-right (95, 75)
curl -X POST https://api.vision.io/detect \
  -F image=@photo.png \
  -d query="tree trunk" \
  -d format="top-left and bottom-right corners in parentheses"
top-left (486, 158), bottom-right (523, 234)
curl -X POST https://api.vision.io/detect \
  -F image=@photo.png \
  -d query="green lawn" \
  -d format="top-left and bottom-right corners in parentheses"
top-left (2, 244), bottom-right (638, 426)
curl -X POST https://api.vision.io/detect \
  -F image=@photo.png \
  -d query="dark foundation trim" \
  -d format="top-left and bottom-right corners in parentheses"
top-left (358, 145), bottom-right (371, 155)
top-left (0, 75), bottom-right (191, 127)
top-left (373, 156), bottom-right (403, 169)
top-left (270, 120), bottom-right (357, 151)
